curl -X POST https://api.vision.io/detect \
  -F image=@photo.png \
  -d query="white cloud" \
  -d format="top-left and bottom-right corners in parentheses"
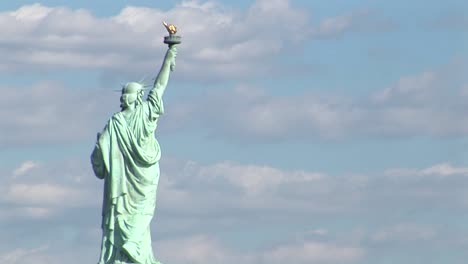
top-left (2, 66), bottom-right (461, 148)
top-left (0, 81), bottom-right (113, 147)
top-left (0, 3), bottom-right (415, 146)
top-left (157, 234), bottom-right (365, 264)
top-left (309, 228), bottom-right (329, 236)
top-left (0, 206), bottom-right (54, 221)
top-left (1, 151), bottom-right (463, 228)
top-left (196, 160), bottom-right (325, 195)
top-left (0, 1), bottom-right (311, 80)
top-left (312, 10), bottom-right (396, 38)
top-left (0, 232), bottom-right (365, 264)
top-left (421, 163), bottom-right (468, 176)
top-left (0, 246), bottom-right (51, 264)
top-left (5, 183), bottom-right (88, 206)
top-left (385, 162), bottom-right (468, 178)
top-left (0, 158), bottom-right (99, 222)
top-left (157, 157), bottom-right (468, 228)
top-left (371, 223), bottom-right (437, 242)
top-left (264, 241), bottom-right (365, 263)
top-left (165, 60), bottom-right (468, 141)
top-left (0, 1), bottom-right (395, 81)
top-left (373, 71), bottom-right (438, 103)
top-left (157, 235), bottom-right (249, 264)
top-left (156, 158), bottom-right (354, 216)
top-left (13, 160), bottom-right (41, 177)
top-left (0, 156), bottom-right (467, 263)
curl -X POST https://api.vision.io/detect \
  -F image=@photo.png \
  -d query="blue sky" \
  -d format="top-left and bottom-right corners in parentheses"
top-left (0, 1), bottom-right (467, 263)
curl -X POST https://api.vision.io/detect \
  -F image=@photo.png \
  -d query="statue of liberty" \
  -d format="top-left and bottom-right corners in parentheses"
top-left (91, 22), bottom-right (180, 264)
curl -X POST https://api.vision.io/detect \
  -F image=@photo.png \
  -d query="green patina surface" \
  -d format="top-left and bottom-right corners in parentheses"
top-left (91, 44), bottom-right (177, 264)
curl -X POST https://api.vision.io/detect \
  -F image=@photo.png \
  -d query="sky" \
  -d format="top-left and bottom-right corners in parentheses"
top-left (0, 0), bottom-right (467, 263)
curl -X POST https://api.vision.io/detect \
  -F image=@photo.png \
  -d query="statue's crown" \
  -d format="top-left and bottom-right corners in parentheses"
top-left (122, 82), bottom-right (144, 94)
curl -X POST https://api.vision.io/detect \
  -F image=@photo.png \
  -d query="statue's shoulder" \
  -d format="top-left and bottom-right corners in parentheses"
top-left (111, 111), bottom-right (123, 119)
top-left (107, 112), bottom-right (125, 126)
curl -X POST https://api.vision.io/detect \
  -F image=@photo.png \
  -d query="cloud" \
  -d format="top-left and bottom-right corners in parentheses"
top-left (194, 160), bottom-right (325, 195)
top-left (157, 158), bottom-right (468, 227)
top-left (0, 81), bottom-right (115, 147)
top-left (0, 1), bottom-right (311, 80)
top-left (371, 223), bottom-right (437, 243)
top-left (0, 157), bottom-right (467, 263)
top-left (5, 183), bottom-right (91, 207)
top-left (164, 60), bottom-right (468, 141)
top-left (157, 158), bottom-right (363, 217)
top-left (0, 158), bottom-right (99, 223)
top-left (0, 1), bottom-right (397, 82)
top-left (0, 2), bottom-right (408, 146)
top-left (385, 162), bottom-right (468, 178)
top-left (0, 232), bottom-right (364, 264)
top-left (157, 235), bottom-right (250, 264)
top-left (0, 246), bottom-right (51, 264)
top-left (13, 160), bottom-right (41, 177)
top-left (157, 234), bottom-right (365, 264)
top-left (312, 9), bottom-right (396, 38)
top-left (264, 241), bottom-right (365, 264)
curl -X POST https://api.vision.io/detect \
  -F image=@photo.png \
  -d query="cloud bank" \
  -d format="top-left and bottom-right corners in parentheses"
top-left (1, 157), bottom-right (466, 263)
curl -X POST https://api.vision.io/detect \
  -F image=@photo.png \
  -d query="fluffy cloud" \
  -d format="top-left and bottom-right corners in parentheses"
top-left (312, 9), bottom-right (396, 38)
top-left (384, 162), bottom-right (468, 178)
top-left (0, 157), bottom-right (467, 263)
top-left (13, 160), bottom-right (41, 177)
top-left (0, 2), bottom-right (414, 146)
top-left (0, 232), bottom-right (364, 264)
top-left (2, 62), bottom-right (466, 146)
top-left (371, 223), bottom-right (437, 242)
top-left (0, 1), bottom-right (311, 80)
top-left (0, 159), bottom-right (98, 222)
top-left (264, 241), bottom-right (365, 264)
top-left (0, 81), bottom-right (116, 147)
top-left (158, 235), bottom-right (365, 264)
top-left (157, 158), bottom-right (365, 217)
top-left (157, 235), bottom-right (250, 264)
top-left (166, 61), bottom-right (468, 141)
top-left (0, 1), bottom-right (396, 81)
top-left (0, 246), bottom-right (52, 264)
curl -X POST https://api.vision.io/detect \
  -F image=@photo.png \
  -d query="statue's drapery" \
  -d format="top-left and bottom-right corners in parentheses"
top-left (91, 90), bottom-right (164, 264)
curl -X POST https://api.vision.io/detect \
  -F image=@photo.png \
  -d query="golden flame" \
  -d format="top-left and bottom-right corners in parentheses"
top-left (163, 21), bottom-right (177, 34)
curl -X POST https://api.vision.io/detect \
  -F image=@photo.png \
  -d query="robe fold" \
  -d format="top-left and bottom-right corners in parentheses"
top-left (91, 90), bottom-right (164, 264)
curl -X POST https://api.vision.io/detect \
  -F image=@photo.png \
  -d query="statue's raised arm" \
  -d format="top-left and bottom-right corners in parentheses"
top-left (147, 21), bottom-right (181, 116)
top-left (149, 45), bottom-right (177, 102)
top-left (146, 45), bottom-right (177, 118)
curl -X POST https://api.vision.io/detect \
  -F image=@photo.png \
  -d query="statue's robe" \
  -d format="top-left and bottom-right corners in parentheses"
top-left (91, 90), bottom-right (164, 264)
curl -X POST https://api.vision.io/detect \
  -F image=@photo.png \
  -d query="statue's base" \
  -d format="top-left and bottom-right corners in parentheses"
top-left (164, 35), bottom-right (181, 45)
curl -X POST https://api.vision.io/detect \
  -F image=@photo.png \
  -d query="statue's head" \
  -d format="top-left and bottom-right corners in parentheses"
top-left (120, 82), bottom-right (144, 110)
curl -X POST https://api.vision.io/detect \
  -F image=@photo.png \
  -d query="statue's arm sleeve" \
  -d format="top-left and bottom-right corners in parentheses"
top-left (147, 87), bottom-right (165, 119)
top-left (91, 124), bottom-right (110, 179)
top-left (91, 143), bottom-right (105, 179)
